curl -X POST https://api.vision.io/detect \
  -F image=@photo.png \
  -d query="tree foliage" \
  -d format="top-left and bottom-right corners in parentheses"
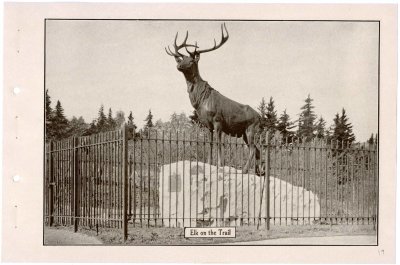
top-left (330, 108), bottom-right (355, 143)
top-left (297, 94), bottom-right (317, 141)
top-left (96, 105), bottom-right (107, 132)
top-left (52, 100), bottom-right (69, 140)
top-left (367, 133), bottom-right (375, 145)
top-left (67, 116), bottom-right (88, 137)
top-left (257, 97), bottom-right (267, 129)
top-left (127, 111), bottom-right (137, 130)
top-left (144, 109), bottom-right (154, 129)
top-left (106, 108), bottom-right (117, 130)
top-left (265, 97), bottom-right (278, 133)
top-left (315, 116), bottom-right (326, 139)
top-left (115, 111), bottom-right (126, 129)
top-left (276, 109), bottom-right (296, 139)
top-left (45, 89), bottom-right (55, 140)
top-left (156, 112), bottom-right (193, 132)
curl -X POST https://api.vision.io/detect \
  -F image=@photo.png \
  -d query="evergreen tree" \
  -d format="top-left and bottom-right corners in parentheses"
top-left (143, 109), bottom-right (154, 136)
top-left (106, 108), bottom-right (116, 130)
top-left (298, 94), bottom-right (317, 141)
top-left (127, 111), bottom-right (137, 129)
top-left (115, 111), bottom-right (126, 129)
top-left (257, 97), bottom-right (267, 129)
top-left (331, 108), bottom-right (356, 143)
top-left (265, 97), bottom-right (278, 133)
top-left (277, 109), bottom-right (296, 139)
top-left (144, 109), bottom-right (154, 129)
top-left (367, 133), bottom-right (375, 145)
top-left (45, 89), bottom-right (54, 140)
top-left (96, 105), bottom-right (107, 132)
top-left (52, 100), bottom-right (69, 140)
top-left (315, 116), bottom-right (326, 139)
top-left (45, 89), bottom-right (53, 123)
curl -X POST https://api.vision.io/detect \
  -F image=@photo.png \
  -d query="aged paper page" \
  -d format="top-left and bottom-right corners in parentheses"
top-left (3, 3), bottom-right (396, 263)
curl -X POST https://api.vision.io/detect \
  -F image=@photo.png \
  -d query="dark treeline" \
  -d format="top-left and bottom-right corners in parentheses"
top-left (46, 90), bottom-right (136, 141)
top-left (255, 94), bottom-right (376, 145)
top-left (46, 90), bottom-right (376, 144)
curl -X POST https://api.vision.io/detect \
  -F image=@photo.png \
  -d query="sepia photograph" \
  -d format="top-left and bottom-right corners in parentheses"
top-left (43, 19), bottom-right (379, 246)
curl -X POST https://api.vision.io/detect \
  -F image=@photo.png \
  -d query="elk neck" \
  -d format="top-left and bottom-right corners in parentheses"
top-left (182, 65), bottom-right (213, 110)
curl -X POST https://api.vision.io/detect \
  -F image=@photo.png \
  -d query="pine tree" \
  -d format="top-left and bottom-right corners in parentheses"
top-left (143, 109), bottom-right (154, 136)
top-left (127, 111), bottom-right (137, 129)
top-left (265, 97), bottom-right (278, 133)
top-left (298, 94), bottom-right (317, 141)
top-left (45, 89), bottom-right (55, 140)
top-left (106, 108), bottom-right (116, 130)
top-left (277, 109), bottom-right (296, 140)
top-left (367, 133), bottom-right (375, 145)
top-left (315, 116), bottom-right (326, 139)
top-left (52, 100), bottom-right (69, 140)
top-left (257, 97), bottom-right (267, 129)
top-left (144, 110), bottom-right (154, 128)
top-left (331, 108), bottom-right (355, 143)
top-left (96, 105), bottom-right (107, 132)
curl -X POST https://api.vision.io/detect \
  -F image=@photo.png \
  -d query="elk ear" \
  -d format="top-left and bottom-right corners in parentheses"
top-left (194, 53), bottom-right (200, 62)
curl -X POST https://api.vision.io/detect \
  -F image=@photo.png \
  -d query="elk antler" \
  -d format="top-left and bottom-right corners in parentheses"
top-left (165, 31), bottom-right (198, 57)
top-left (194, 23), bottom-right (229, 55)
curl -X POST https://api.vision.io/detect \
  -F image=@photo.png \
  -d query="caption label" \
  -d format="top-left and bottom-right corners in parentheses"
top-left (184, 227), bottom-right (236, 238)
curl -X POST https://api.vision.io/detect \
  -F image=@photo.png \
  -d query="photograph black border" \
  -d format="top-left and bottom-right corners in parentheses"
top-left (43, 18), bottom-right (380, 247)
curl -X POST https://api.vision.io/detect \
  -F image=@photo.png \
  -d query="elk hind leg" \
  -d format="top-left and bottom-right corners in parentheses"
top-left (242, 133), bottom-right (255, 174)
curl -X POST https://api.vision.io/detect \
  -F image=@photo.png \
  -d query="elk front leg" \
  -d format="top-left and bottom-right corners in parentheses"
top-left (242, 126), bottom-right (257, 174)
top-left (217, 134), bottom-right (222, 167)
top-left (208, 130), bottom-right (213, 165)
top-left (214, 123), bottom-right (223, 167)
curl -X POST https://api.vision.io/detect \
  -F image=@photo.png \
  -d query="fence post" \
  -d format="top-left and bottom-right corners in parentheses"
top-left (73, 137), bottom-right (79, 232)
top-left (127, 125), bottom-right (135, 222)
top-left (122, 124), bottom-right (129, 241)
top-left (49, 141), bottom-right (54, 227)
top-left (258, 132), bottom-right (271, 230)
top-left (265, 131), bottom-right (271, 230)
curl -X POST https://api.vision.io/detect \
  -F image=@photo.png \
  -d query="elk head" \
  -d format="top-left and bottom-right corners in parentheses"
top-left (165, 23), bottom-right (229, 74)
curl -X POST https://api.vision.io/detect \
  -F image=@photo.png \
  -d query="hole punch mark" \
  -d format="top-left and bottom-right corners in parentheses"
top-left (13, 175), bottom-right (21, 182)
top-left (13, 87), bottom-right (21, 95)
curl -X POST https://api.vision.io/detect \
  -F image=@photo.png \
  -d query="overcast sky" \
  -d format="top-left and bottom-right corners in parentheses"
top-left (46, 20), bottom-right (378, 141)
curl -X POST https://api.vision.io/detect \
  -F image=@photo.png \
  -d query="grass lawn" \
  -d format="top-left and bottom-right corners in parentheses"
top-left (48, 223), bottom-right (376, 245)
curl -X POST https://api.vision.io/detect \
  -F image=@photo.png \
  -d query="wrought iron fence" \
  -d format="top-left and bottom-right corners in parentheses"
top-left (45, 124), bottom-right (378, 240)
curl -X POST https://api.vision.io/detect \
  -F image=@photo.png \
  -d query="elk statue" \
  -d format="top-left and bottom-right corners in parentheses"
top-left (166, 23), bottom-right (262, 174)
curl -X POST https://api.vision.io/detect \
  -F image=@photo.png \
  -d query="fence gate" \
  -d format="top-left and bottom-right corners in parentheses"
top-left (45, 126), bottom-right (131, 240)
